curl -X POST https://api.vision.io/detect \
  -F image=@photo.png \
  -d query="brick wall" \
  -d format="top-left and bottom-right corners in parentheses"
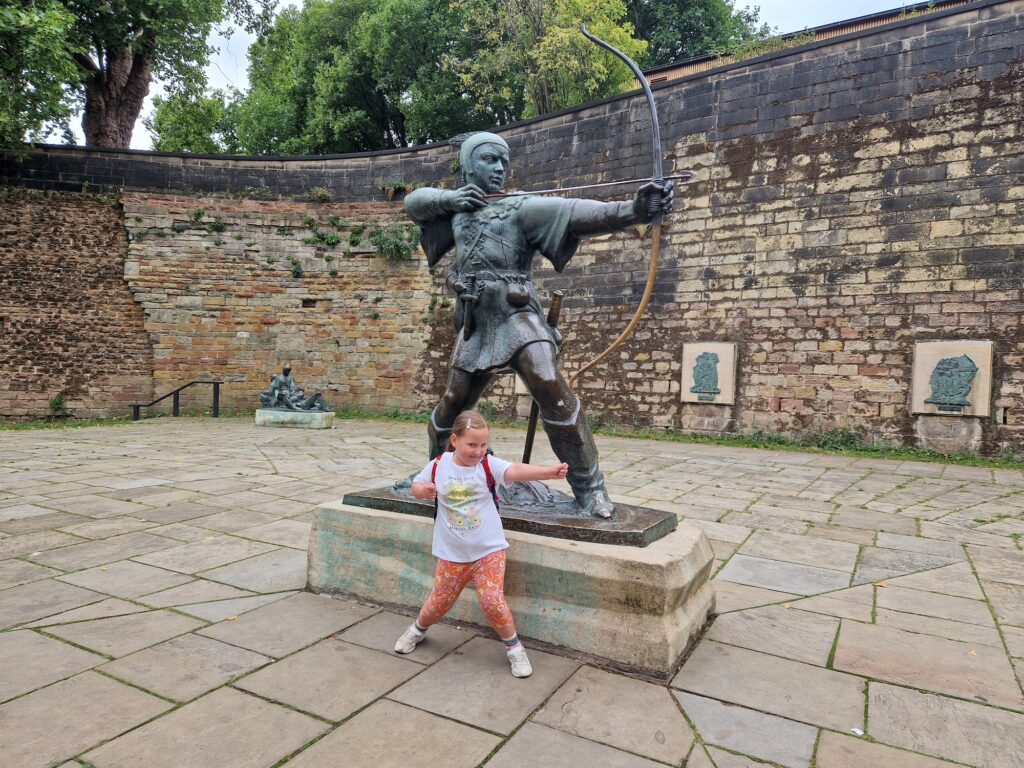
top-left (1, 0), bottom-right (1022, 452)
top-left (0, 189), bottom-right (153, 418)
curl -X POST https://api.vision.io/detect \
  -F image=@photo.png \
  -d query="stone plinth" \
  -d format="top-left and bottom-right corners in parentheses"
top-left (307, 501), bottom-right (715, 678)
top-left (255, 409), bottom-right (335, 429)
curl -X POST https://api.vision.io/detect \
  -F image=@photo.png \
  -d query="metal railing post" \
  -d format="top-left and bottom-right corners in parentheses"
top-left (212, 382), bottom-right (220, 417)
top-left (172, 391), bottom-right (180, 417)
top-left (132, 404), bottom-right (140, 421)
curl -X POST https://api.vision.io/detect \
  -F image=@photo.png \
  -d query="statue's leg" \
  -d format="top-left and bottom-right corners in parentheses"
top-left (429, 367), bottom-right (494, 458)
top-left (512, 342), bottom-right (613, 518)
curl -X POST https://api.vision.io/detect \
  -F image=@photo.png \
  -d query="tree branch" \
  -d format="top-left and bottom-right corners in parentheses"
top-left (73, 52), bottom-right (101, 75)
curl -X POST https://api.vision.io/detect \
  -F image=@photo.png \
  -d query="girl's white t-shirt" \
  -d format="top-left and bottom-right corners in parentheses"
top-left (413, 452), bottom-right (511, 563)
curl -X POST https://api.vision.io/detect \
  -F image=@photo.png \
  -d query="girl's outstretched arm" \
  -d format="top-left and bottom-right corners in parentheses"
top-left (504, 462), bottom-right (568, 484)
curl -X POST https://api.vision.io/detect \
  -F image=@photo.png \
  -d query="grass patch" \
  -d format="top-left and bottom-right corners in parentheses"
top-left (0, 416), bottom-right (135, 431)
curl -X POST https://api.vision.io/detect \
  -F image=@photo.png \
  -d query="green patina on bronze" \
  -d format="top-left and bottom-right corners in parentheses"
top-left (924, 354), bottom-right (978, 413)
top-left (690, 351), bottom-right (721, 402)
top-left (257, 363), bottom-right (328, 412)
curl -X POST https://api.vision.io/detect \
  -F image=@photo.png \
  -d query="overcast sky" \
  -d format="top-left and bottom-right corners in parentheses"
top-left (67, 0), bottom-right (910, 150)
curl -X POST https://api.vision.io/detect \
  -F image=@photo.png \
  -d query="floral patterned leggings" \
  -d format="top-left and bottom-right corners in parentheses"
top-left (416, 549), bottom-right (516, 640)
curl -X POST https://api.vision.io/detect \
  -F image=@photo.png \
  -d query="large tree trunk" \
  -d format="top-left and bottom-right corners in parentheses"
top-left (81, 49), bottom-right (152, 148)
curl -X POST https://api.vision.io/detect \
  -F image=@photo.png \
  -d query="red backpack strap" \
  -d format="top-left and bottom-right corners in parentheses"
top-left (481, 455), bottom-right (500, 512)
top-left (430, 456), bottom-right (441, 519)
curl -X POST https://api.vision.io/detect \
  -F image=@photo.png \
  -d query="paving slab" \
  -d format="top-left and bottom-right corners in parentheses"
top-left (1004, 625), bottom-right (1024, 658)
top-left (137, 578), bottom-right (253, 607)
top-left (967, 545), bottom-right (1024, 587)
top-left (145, 522), bottom-right (214, 541)
top-left (876, 584), bottom-right (994, 626)
top-left (236, 519), bottom-right (311, 549)
top-left (27, 532), bottom-right (176, 571)
top-left (25, 597), bottom-right (148, 627)
top-left (834, 620), bottom-right (1023, 710)
top-left (389, 636), bottom-right (579, 734)
top-left (132, 502), bottom-right (218, 524)
top-left (686, 746), bottom-right (717, 768)
top-left (0, 511), bottom-right (85, 535)
top-left (672, 640), bottom-right (865, 731)
top-left (82, 686), bottom-right (327, 768)
top-left (283, 698), bottom-right (499, 768)
top-left (0, 579), bottom-right (103, 629)
top-left (875, 533), bottom-right (965, 559)
top-left (338, 609), bottom-right (472, 664)
top-left (199, 547), bottom-right (307, 592)
top-left (853, 547), bottom-right (962, 584)
top-left (868, 682), bottom-right (1024, 768)
top-left (0, 630), bottom-right (106, 702)
top-left (197, 592), bottom-right (376, 657)
top-left (488, 722), bottom-right (666, 768)
top-left (831, 507), bottom-right (918, 534)
top-left (706, 603), bottom-right (840, 665)
top-left (816, 730), bottom-right (967, 768)
top-left (45, 609), bottom-right (206, 657)
top-left (58, 517), bottom-right (156, 539)
top-left (0, 530), bottom-right (85, 558)
top-left (874, 607), bottom-right (1004, 647)
top-left (100, 633), bottom-right (271, 701)
top-left (234, 637), bottom-right (421, 720)
top-left (881, 561), bottom-right (984, 599)
top-left (716, 554), bottom-right (851, 595)
top-left (533, 665), bottom-right (694, 764)
top-left (132, 535), bottom-right (277, 573)
top-left (0, 558), bottom-right (60, 589)
top-left (42, 494), bottom-right (151, 518)
top-left (175, 591), bottom-right (295, 622)
top-left (57, 560), bottom-right (193, 598)
top-left (0, 503), bottom-right (67, 522)
top-left (712, 580), bottom-right (798, 613)
top-left (0, 672), bottom-right (172, 767)
top-left (791, 593), bottom-right (874, 621)
top-left (675, 691), bottom-right (816, 768)
top-left (187, 509), bottom-right (282, 533)
top-left (739, 529), bottom-right (859, 572)
top-left (707, 745), bottom-right (781, 767)
top-left (985, 581), bottom-right (1024, 626)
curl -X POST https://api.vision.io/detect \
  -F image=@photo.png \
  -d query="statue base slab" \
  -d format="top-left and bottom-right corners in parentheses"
top-left (254, 409), bottom-right (334, 429)
top-left (307, 501), bottom-right (715, 678)
top-left (343, 486), bottom-right (676, 547)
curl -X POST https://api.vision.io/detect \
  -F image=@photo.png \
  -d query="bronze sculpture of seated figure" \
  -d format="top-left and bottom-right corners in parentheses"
top-left (258, 364), bottom-right (327, 411)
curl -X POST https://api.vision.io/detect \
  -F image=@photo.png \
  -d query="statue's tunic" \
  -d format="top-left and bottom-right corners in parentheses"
top-left (410, 195), bottom-right (585, 374)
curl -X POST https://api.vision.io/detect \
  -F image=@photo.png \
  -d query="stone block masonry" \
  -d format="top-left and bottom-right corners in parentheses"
top-left (0, 189), bottom-right (153, 418)
top-left (1, 0), bottom-right (1022, 453)
top-left (121, 193), bottom-right (432, 413)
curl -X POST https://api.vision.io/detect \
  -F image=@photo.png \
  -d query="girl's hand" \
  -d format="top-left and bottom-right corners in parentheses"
top-left (413, 482), bottom-right (437, 501)
top-left (551, 463), bottom-right (568, 480)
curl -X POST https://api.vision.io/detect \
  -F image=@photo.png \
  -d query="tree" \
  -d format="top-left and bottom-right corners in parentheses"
top-left (0, 0), bottom-right (80, 151)
top-left (452, 0), bottom-right (646, 119)
top-left (145, 88), bottom-right (239, 153)
top-left (625, 0), bottom-right (771, 67)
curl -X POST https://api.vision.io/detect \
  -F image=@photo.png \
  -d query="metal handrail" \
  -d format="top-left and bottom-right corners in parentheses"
top-left (131, 380), bottom-right (222, 421)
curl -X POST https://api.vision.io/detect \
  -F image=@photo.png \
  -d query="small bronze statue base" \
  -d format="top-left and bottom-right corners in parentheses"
top-left (343, 482), bottom-right (677, 548)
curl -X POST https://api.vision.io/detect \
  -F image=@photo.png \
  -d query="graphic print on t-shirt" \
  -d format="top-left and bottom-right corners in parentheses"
top-left (442, 477), bottom-right (482, 533)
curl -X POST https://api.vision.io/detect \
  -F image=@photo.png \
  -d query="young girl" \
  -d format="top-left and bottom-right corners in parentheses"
top-left (394, 410), bottom-right (568, 677)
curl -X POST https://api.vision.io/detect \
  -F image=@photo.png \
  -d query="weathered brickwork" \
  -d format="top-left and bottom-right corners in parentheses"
top-left (0, 189), bottom-right (153, 418)
top-left (121, 192), bottom-right (430, 412)
top-left (1, 0), bottom-right (1022, 453)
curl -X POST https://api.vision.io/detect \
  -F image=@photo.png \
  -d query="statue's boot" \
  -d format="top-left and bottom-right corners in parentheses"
top-left (542, 403), bottom-right (614, 519)
top-left (428, 410), bottom-right (453, 459)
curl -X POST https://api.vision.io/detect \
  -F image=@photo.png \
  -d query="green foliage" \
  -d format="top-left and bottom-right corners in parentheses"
top-left (368, 310), bottom-right (380, 320)
top-left (322, 233), bottom-right (341, 246)
top-left (306, 186), bottom-right (332, 202)
top-left (368, 224), bottom-right (417, 261)
top-left (329, 268), bottom-right (339, 276)
top-left (0, 0), bottom-right (80, 151)
top-left (190, 208), bottom-right (205, 225)
top-left (207, 216), bottom-right (227, 232)
top-left (145, 89), bottom-right (241, 153)
top-left (709, 29), bottom-right (815, 61)
top-left (328, 215), bottom-right (345, 227)
top-left (348, 231), bottom-right (362, 247)
top-left (625, 0), bottom-right (771, 67)
top-left (275, 226), bottom-right (293, 235)
top-left (48, 390), bottom-right (68, 417)
top-left (291, 263), bottom-right (303, 277)
top-left (303, 216), bottom-right (317, 230)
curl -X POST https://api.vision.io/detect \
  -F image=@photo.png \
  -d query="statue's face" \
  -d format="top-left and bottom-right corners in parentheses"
top-left (465, 143), bottom-right (509, 193)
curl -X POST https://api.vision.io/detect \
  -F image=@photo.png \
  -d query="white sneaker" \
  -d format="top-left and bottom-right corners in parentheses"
top-left (507, 646), bottom-right (533, 678)
top-left (394, 624), bottom-right (425, 654)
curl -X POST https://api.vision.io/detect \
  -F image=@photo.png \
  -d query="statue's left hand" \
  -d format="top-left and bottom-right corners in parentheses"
top-left (633, 179), bottom-right (675, 222)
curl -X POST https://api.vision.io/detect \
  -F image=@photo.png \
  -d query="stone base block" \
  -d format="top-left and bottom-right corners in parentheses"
top-left (307, 501), bottom-right (715, 678)
top-left (254, 409), bottom-right (334, 429)
top-left (915, 414), bottom-right (982, 454)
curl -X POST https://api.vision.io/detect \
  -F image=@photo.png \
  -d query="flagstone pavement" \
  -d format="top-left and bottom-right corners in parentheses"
top-left (1, 417), bottom-right (1023, 767)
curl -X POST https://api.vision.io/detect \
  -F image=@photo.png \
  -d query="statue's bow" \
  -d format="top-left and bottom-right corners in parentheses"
top-left (570, 24), bottom-right (669, 387)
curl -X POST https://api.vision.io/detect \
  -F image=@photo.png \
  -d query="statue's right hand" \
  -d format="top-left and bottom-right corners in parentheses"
top-left (443, 185), bottom-right (488, 212)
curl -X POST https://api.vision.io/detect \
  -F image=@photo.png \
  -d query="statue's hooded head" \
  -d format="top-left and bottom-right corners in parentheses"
top-left (283, 364), bottom-right (292, 375)
top-left (456, 132), bottom-right (510, 192)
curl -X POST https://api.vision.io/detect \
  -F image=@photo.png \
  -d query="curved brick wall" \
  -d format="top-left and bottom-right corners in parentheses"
top-left (1, 0), bottom-right (1022, 453)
